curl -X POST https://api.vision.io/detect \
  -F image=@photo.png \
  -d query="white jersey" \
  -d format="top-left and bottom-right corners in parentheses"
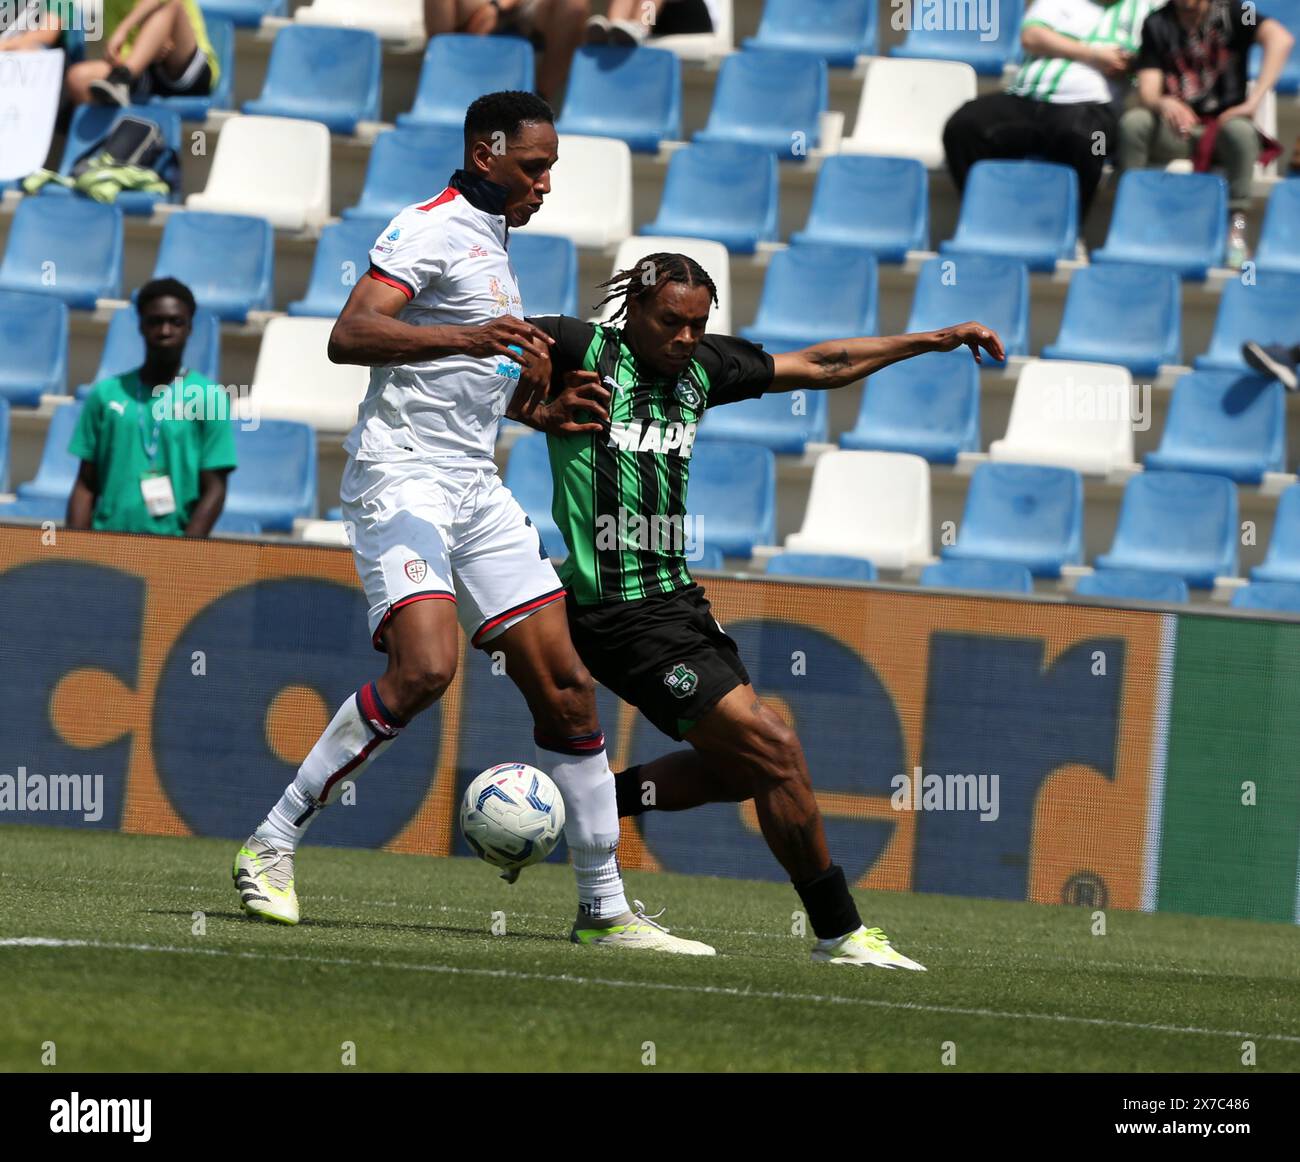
top-left (342, 176), bottom-right (525, 467)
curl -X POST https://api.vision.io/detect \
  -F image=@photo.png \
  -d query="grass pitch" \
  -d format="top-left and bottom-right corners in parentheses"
top-left (1, 825), bottom-right (1297, 1073)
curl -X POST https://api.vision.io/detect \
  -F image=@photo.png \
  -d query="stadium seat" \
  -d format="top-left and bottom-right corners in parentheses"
top-left (686, 441), bottom-right (776, 557)
top-left (0, 291), bottom-right (68, 406)
top-left (642, 142), bottom-right (779, 253)
top-left (598, 236), bottom-right (732, 333)
top-left (0, 398), bottom-right (7, 491)
top-left (741, 0), bottom-right (876, 65)
top-left (906, 254), bottom-right (1029, 362)
top-left (1255, 178), bottom-right (1300, 274)
top-left (920, 558), bottom-right (1034, 593)
top-left (739, 244), bottom-right (877, 349)
top-left (1251, 483), bottom-right (1300, 581)
top-left (188, 115), bottom-right (331, 231)
top-left (504, 433), bottom-right (565, 558)
top-left (398, 35), bottom-right (535, 130)
top-left (151, 16), bottom-right (234, 119)
top-left (693, 49), bottom-right (826, 157)
top-left (789, 155), bottom-right (928, 261)
top-left (1248, 3), bottom-right (1300, 94)
top-left (294, 0), bottom-right (424, 38)
top-left (151, 212), bottom-right (274, 323)
top-left (198, 0), bottom-right (286, 28)
top-left (1041, 265), bottom-right (1181, 376)
top-left (1145, 371), bottom-right (1284, 484)
top-left (243, 25), bottom-right (381, 135)
top-left (696, 390), bottom-right (829, 455)
top-left (0, 198), bottom-right (122, 309)
top-left (840, 57), bottom-right (976, 169)
top-left (652, 0), bottom-right (733, 61)
top-left (940, 160), bottom-right (1078, 271)
top-left (943, 462), bottom-right (1084, 577)
top-left (1092, 171), bottom-right (1228, 279)
top-left (890, 0), bottom-right (1023, 75)
top-left (80, 305), bottom-right (221, 396)
top-left (212, 511), bottom-right (263, 535)
top-left (0, 497), bottom-right (68, 523)
top-left (287, 217), bottom-right (388, 317)
top-left (555, 46), bottom-right (681, 153)
top-left (246, 316), bottom-right (369, 432)
top-left (51, 105), bottom-right (182, 215)
top-left (785, 450), bottom-right (930, 567)
top-left (691, 543), bottom-right (725, 570)
top-left (342, 126), bottom-right (463, 222)
top-left (990, 360), bottom-right (1136, 475)
top-left (1073, 569), bottom-right (1190, 603)
top-left (297, 518), bottom-right (350, 544)
top-left (511, 233), bottom-right (579, 318)
top-left (1095, 471), bottom-right (1239, 587)
top-left (1195, 271), bottom-right (1300, 372)
top-left (16, 403), bottom-right (82, 501)
top-left (523, 135), bottom-right (633, 249)
top-left (1231, 580), bottom-right (1300, 611)
top-left (223, 420), bottom-right (317, 531)
top-left (765, 552), bottom-right (878, 581)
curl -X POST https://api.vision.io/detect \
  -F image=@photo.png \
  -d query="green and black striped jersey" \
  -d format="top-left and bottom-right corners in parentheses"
top-left (526, 316), bottom-right (774, 607)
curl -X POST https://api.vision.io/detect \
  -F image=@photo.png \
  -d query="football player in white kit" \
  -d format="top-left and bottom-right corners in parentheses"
top-left (233, 92), bottom-right (711, 955)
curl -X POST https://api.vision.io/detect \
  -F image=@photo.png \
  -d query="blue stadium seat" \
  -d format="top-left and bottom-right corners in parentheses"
top-left (698, 390), bottom-right (829, 455)
top-left (1073, 569), bottom-right (1190, 603)
top-left (0, 291), bottom-right (69, 406)
top-left (0, 196), bottom-right (123, 309)
top-left (17, 403), bottom-right (83, 501)
top-left (1195, 271), bottom-right (1300, 372)
top-left (512, 233), bottom-right (579, 318)
top-left (742, 0), bottom-right (877, 65)
top-left (691, 543), bottom-right (725, 570)
top-left (920, 558), bottom-right (1034, 593)
top-left (152, 16), bottom-right (235, 118)
top-left (1092, 171), bottom-right (1228, 279)
top-left (789, 155), bottom-right (927, 261)
top-left (890, 0), bottom-right (1023, 75)
top-left (325, 506), bottom-right (343, 520)
top-left (906, 254), bottom-right (1029, 362)
top-left (555, 45), bottom-right (681, 153)
top-left (687, 441), bottom-right (776, 557)
top-left (504, 433), bottom-right (565, 559)
top-left (1256, 179), bottom-right (1300, 274)
top-left (398, 35), bottom-right (535, 130)
top-left (0, 497), bottom-right (68, 523)
top-left (223, 420), bottom-right (317, 531)
top-left (342, 126), bottom-right (463, 222)
top-left (199, 0), bottom-right (286, 27)
top-left (1248, 2), bottom-right (1300, 93)
top-left (1251, 483), bottom-right (1300, 582)
top-left (1095, 471), bottom-right (1238, 587)
top-left (288, 217), bottom-right (388, 317)
top-left (642, 143), bottom-right (779, 253)
top-left (1231, 580), bottom-right (1300, 611)
top-left (766, 552), bottom-right (878, 581)
top-left (213, 511), bottom-right (264, 535)
top-left (943, 462), bottom-right (1084, 577)
top-left (740, 244), bottom-right (877, 349)
top-left (51, 105), bottom-right (182, 215)
top-left (151, 212), bottom-right (274, 322)
top-left (1145, 371), bottom-right (1284, 484)
top-left (940, 160), bottom-right (1078, 271)
top-left (694, 50), bottom-right (827, 157)
top-left (243, 25), bottom-right (381, 135)
top-left (1041, 264), bottom-right (1181, 376)
top-left (0, 398), bottom-right (8, 492)
top-left (79, 305), bottom-right (222, 396)
top-left (840, 348), bottom-right (979, 463)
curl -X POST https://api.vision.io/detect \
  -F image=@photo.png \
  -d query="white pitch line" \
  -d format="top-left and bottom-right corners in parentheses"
top-left (3, 936), bottom-right (1298, 1045)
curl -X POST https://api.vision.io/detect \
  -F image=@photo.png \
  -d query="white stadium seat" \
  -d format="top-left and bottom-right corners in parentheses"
top-left (522, 135), bottom-right (633, 250)
top-left (990, 360), bottom-right (1138, 475)
top-left (841, 58), bottom-right (977, 170)
top-left (597, 236), bottom-right (732, 333)
top-left (247, 316), bottom-right (369, 432)
top-left (294, 0), bottom-right (425, 39)
top-left (187, 116), bottom-right (331, 232)
top-left (299, 519), bottom-right (354, 545)
top-left (653, 0), bottom-right (733, 62)
top-left (785, 450), bottom-right (932, 568)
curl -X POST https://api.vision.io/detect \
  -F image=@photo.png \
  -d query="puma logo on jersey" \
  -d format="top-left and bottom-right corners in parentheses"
top-left (607, 419), bottom-right (698, 458)
top-left (108, 401), bottom-right (126, 415)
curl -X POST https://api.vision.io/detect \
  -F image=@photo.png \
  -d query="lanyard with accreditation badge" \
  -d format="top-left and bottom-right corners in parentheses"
top-left (138, 374), bottom-right (184, 518)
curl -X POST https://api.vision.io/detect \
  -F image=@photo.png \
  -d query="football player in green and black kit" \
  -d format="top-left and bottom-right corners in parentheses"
top-left (512, 252), bottom-right (1003, 968)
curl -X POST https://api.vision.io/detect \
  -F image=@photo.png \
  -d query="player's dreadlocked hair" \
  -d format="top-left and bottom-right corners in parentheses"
top-left (593, 252), bottom-right (719, 323)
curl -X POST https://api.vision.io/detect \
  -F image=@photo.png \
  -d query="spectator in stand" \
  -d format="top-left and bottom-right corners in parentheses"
top-left (423, 1), bottom-right (589, 106)
top-left (585, 0), bottom-right (713, 45)
top-left (943, 0), bottom-right (1158, 227)
top-left (1243, 340), bottom-right (1299, 391)
top-left (1118, 0), bottom-right (1294, 268)
top-left (0, 0), bottom-right (71, 51)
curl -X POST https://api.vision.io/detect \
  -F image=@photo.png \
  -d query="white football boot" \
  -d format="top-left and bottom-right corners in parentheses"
top-left (571, 900), bottom-right (715, 955)
top-left (233, 837), bottom-right (299, 925)
top-left (812, 925), bottom-right (926, 970)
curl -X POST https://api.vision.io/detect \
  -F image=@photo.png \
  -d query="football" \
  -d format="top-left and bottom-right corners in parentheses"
top-left (459, 763), bottom-right (566, 872)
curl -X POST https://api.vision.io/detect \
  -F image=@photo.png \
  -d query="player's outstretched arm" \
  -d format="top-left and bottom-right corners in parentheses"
top-left (768, 322), bottom-right (1004, 392)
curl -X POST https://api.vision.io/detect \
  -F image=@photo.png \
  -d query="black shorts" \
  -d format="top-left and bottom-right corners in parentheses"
top-left (565, 584), bottom-right (750, 742)
top-left (130, 47), bottom-right (213, 101)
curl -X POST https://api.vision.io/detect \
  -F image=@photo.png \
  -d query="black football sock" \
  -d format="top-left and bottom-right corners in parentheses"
top-left (614, 764), bottom-right (649, 817)
top-left (793, 864), bottom-right (862, 941)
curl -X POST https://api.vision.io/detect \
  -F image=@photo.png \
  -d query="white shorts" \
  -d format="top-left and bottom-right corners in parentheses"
top-left (340, 458), bottom-right (565, 652)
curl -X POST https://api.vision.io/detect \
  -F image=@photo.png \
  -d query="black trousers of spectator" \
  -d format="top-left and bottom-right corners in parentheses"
top-left (942, 92), bottom-right (1119, 219)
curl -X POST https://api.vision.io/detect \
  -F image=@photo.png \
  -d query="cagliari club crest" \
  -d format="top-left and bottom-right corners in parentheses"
top-left (404, 559), bottom-right (428, 584)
